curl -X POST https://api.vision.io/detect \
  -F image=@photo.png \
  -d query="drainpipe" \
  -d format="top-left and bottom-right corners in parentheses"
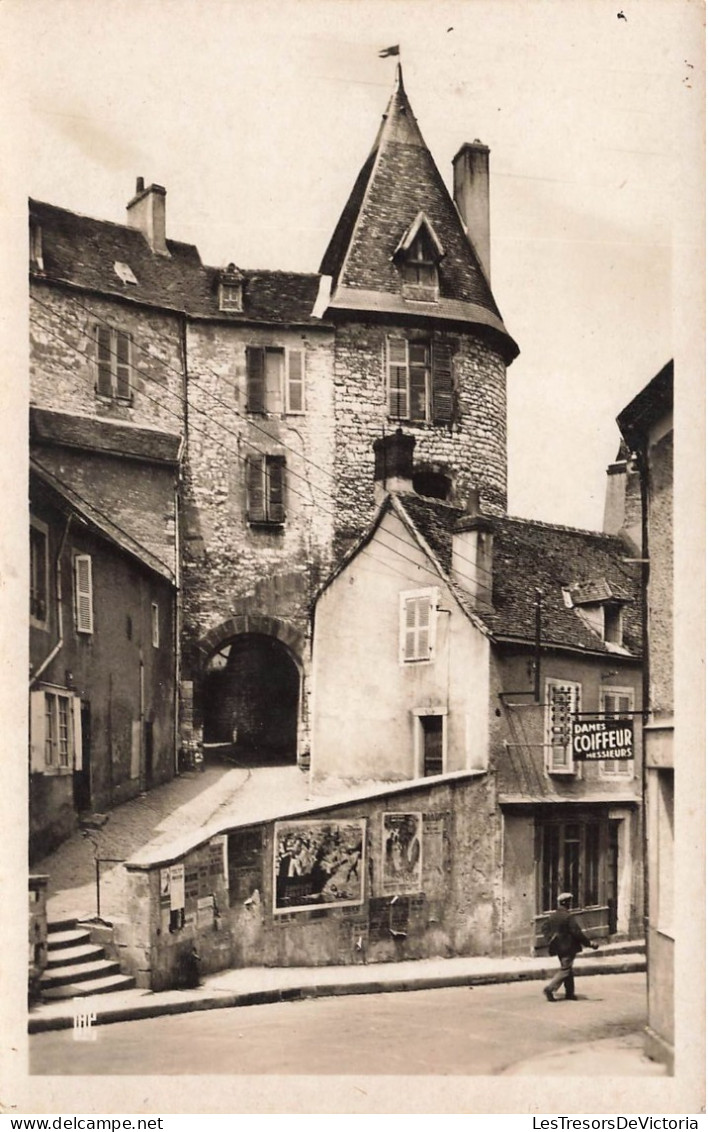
top-left (30, 514), bottom-right (71, 687)
top-left (533, 589), bottom-right (542, 702)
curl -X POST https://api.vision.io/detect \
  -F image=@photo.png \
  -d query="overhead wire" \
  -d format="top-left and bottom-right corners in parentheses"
top-left (30, 290), bottom-right (497, 592)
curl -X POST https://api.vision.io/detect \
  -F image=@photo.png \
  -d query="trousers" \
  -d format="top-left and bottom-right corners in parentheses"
top-left (544, 955), bottom-right (575, 998)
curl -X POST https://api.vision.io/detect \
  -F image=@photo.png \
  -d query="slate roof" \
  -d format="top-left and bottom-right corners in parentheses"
top-left (319, 67), bottom-right (518, 363)
top-left (29, 199), bottom-right (324, 326)
top-left (30, 407), bottom-right (182, 465)
top-left (617, 360), bottom-right (673, 448)
top-left (389, 495), bottom-right (642, 657)
top-left (30, 460), bottom-right (176, 583)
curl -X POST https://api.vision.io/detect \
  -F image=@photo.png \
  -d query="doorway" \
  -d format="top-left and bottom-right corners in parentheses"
top-left (202, 634), bottom-right (300, 765)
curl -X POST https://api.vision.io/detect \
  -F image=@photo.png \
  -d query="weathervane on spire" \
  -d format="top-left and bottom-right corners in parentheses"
top-left (378, 44), bottom-right (400, 58)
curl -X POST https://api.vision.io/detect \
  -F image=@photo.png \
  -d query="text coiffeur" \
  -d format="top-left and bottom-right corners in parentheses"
top-left (571, 718), bottom-right (634, 760)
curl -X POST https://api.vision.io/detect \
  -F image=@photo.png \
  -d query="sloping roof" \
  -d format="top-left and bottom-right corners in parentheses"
top-left (30, 199), bottom-right (325, 326)
top-left (363, 494), bottom-right (642, 657)
top-left (617, 360), bottom-right (673, 448)
top-left (30, 406), bottom-right (182, 465)
top-left (30, 460), bottom-right (176, 583)
top-left (319, 67), bottom-right (518, 362)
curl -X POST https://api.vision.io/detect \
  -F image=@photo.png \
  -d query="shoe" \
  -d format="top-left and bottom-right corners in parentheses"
top-left (564, 994), bottom-right (578, 1000)
top-left (543, 988), bottom-right (556, 1002)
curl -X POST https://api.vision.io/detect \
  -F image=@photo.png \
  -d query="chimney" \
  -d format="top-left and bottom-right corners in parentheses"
top-left (603, 444), bottom-right (642, 553)
top-left (451, 488), bottom-right (494, 609)
top-left (126, 178), bottom-right (169, 255)
top-left (373, 430), bottom-right (415, 505)
top-left (452, 141), bottom-right (491, 282)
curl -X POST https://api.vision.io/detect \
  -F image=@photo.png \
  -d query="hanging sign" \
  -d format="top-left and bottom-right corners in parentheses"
top-left (572, 718), bottom-right (634, 760)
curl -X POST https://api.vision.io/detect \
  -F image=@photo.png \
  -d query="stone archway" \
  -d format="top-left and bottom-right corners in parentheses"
top-left (197, 615), bottom-right (305, 767)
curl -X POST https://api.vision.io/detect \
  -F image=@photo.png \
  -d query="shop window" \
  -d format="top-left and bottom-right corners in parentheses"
top-left (246, 346), bottom-right (305, 414)
top-left (30, 519), bottom-right (49, 628)
top-left (400, 588), bottom-right (437, 664)
top-left (246, 454), bottom-right (286, 526)
top-left (538, 817), bottom-right (605, 913)
top-left (95, 325), bottom-right (132, 400)
top-left (544, 679), bottom-right (581, 774)
top-left (599, 688), bottom-right (635, 777)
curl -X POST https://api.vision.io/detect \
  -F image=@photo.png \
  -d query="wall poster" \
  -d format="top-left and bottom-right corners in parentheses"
top-left (382, 812), bottom-right (423, 895)
top-left (273, 818), bottom-right (366, 913)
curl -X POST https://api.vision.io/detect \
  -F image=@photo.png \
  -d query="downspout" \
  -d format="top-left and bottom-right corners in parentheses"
top-left (533, 589), bottom-right (542, 702)
top-left (30, 514), bottom-right (71, 687)
top-left (634, 442), bottom-right (651, 992)
top-left (174, 312), bottom-right (189, 775)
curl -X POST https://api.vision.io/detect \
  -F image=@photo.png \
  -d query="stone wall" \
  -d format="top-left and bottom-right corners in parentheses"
top-left (330, 320), bottom-right (508, 553)
top-left (121, 773), bottom-right (498, 988)
top-left (30, 282), bottom-right (185, 434)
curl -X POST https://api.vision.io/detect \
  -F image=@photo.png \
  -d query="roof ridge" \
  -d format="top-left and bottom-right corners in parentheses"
top-left (501, 514), bottom-right (625, 540)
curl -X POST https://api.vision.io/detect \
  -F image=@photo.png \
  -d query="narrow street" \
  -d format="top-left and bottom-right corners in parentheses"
top-left (31, 972), bottom-right (650, 1077)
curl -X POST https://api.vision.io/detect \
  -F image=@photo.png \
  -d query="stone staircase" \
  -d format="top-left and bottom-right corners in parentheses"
top-left (40, 919), bottom-right (136, 1000)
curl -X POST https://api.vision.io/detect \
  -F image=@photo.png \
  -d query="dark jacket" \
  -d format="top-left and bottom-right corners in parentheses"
top-left (543, 907), bottom-right (594, 958)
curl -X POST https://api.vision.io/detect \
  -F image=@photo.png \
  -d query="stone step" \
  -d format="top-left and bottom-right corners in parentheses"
top-left (46, 928), bottom-right (93, 951)
top-left (40, 958), bottom-right (121, 989)
top-left (41, 973), bottom-right (137, 1001)
top-left (47, 918), bottom-right (79, 934)
top-left (45, 943), bottom-right (105, 969)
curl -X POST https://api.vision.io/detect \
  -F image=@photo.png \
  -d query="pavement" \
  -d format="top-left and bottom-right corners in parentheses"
top-left (30, 762), bottom-right (662, 1076)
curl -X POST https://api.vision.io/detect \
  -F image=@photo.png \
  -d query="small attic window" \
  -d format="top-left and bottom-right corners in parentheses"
top-left (219, 264), bottom-right (243, 313)
top-left (114, 261), bottom-right (138, 285)
top-left (393, 212), bottom-right (444, 303)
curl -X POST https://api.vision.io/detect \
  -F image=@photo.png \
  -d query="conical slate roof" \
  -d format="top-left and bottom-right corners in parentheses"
top-left (320, 66), bottom-right (518, 362)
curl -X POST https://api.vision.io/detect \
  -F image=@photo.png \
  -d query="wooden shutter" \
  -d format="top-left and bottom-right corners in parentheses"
top-left (72, 696), bottom-right (83, 770)
top-left (401, 591), bottom-right (433, 662)
top-left (387, 337), bottom-right (408, 418)
top-left (29, 690), bottom-right (46, 772)
top-left (74, 554), bottom-right (94, 633)
top-left (96, 326), bottom-right (113, 395)
top-left (432, 336), bottom-right (454, 424)
top-left (115, 331), bottom-right (131, 399)
top-left (246, 456), bottom-right (266, 521)
top-left (246, 347), bottom-right (266, 412)
top-left (546, 681), bottom-right (580, 772)
top-left (267, 456), bottom-right (286, 523)
top-left (287, 349), bottom-right (305, 412)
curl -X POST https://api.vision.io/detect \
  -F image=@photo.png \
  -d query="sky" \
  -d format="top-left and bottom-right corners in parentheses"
top-left (6, 0), bottom-right (704, 528)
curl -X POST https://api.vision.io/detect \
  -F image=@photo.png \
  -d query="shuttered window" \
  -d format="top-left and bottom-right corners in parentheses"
top-left (400, 588), bottom-right (437, 663)
top-left (95, 325), bottom-right (132, 400)
top-left (74, 554), bottom-right (94, 634)
top-left (246, 455), bottom-right (286, 525)
top-left (246, 347), bottom-right (305, 414)
top-left (386, 336), bottom-right (454, 424)
top-left (544, 679), bottom-right (581, 774)
top-left (599, 688), bottom-right (634, 777)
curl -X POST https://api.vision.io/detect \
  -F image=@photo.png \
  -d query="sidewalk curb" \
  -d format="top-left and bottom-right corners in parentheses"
top-left (28, 958), bottom-right (645, 1033)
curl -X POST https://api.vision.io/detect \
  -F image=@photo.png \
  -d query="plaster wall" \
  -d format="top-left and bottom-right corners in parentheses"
top-left (121, 773), bottom-right (499, 988)
top-left (311, 507), bottom-right (490, 783)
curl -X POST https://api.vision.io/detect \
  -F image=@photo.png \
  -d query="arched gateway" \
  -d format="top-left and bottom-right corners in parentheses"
top-left (197, 615), bottom-right (304, 766)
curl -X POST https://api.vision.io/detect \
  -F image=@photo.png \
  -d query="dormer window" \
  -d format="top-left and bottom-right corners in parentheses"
top-left (114, 261), bottom-right (138, 286)
top-left (393, 212), bottom-right (444, 303)
top-left (568, 579), bottom-right (629, 649)
top-left (219, 264), bottom-right (243, 313)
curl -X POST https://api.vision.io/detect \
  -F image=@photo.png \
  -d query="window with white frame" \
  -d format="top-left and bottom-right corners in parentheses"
top-left (95, 325), bottom-right (132, 400)
top-left (30, 518), bottom-right (49, 628)
top-left (599, 687), bottom-right (635, 777)
top-left (74, 554), bottom-right (94, 634)
top-left (29, 688), bottom-right (81, 774)
top-left (151, 602), bottom-right (160, 648)
top-left (400, 588), bottom-right (437, 664)
top-left (246, 346), bottom-right (305, 414)
top-left (544, 679), bottom-right (581, 774)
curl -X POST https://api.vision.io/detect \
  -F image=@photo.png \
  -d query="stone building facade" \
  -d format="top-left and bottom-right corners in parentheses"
top-left (29, 64), bottom-right (519, 817)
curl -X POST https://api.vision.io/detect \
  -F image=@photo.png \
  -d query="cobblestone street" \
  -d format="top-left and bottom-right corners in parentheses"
top-left (35, 762), bottom-right (310, 921)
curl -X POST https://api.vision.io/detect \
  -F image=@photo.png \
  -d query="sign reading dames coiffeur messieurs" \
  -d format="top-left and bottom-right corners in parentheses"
top-left (572, 718), bottom-right (634, 760)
